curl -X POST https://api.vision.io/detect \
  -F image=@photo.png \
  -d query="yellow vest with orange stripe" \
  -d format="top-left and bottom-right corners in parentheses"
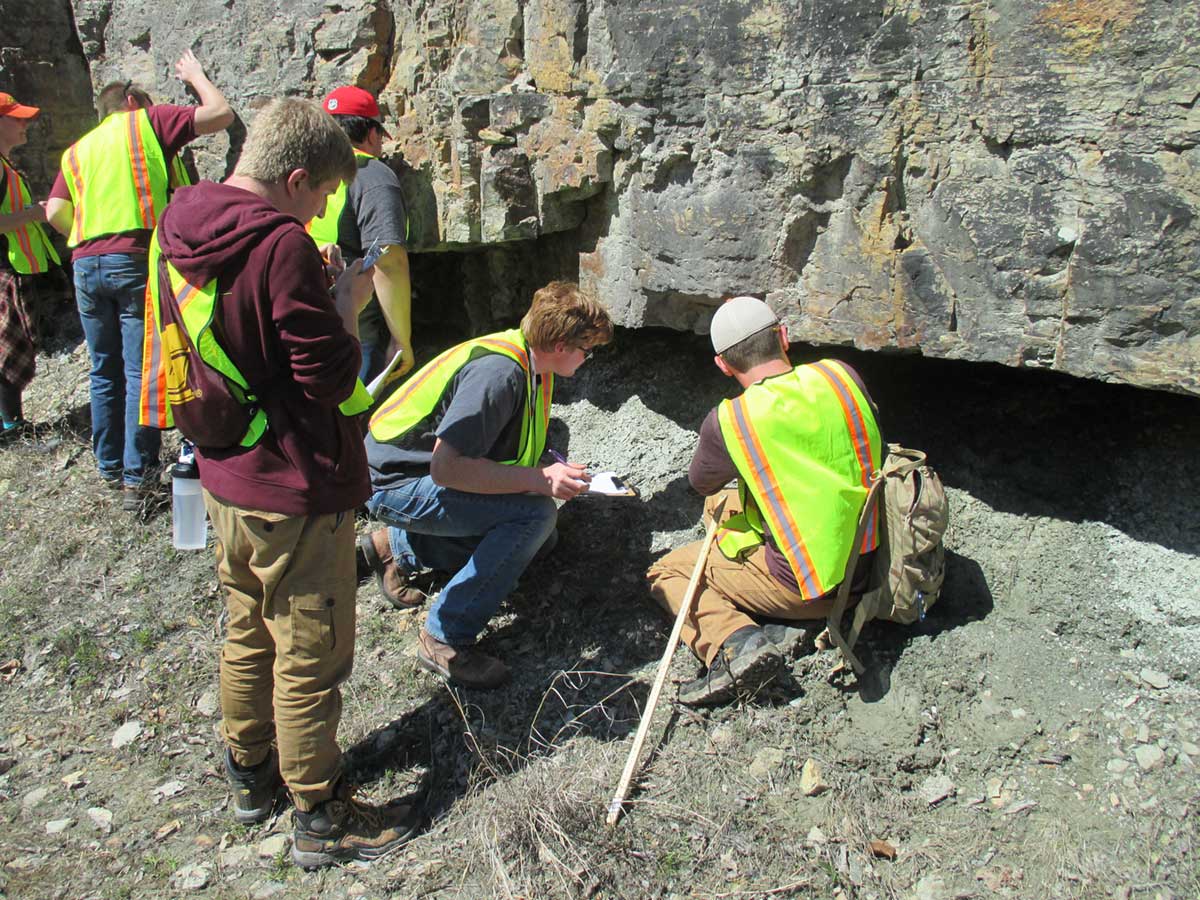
top-left (369, 328), bottom-right (552, 467)
top-left (60, 109), bottom-right (190, 247)
top-left (715, 360), bottom-right (882, 600)
top-left (0, 156), bottom-right (60, 274)
top-left (140, 231), bottom-right (373, 438)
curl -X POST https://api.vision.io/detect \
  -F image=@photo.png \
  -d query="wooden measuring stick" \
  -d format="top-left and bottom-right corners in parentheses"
top-left (606, 496), bottom-right (726, 827)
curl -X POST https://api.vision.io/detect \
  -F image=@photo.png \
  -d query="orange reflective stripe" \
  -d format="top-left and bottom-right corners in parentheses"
top-left (728, 396), bottom-right (823, 596)
top-left (66, 146), bottom-right (85, 239)
top-left (811, 360), bottom-right (878, 550)
top-left (2, 162), bottom-right (36, 269)
top-left (140, 278), bottom-right (166, 427)
top-left (539, 375), bottom-right (552, 430)
top-left (175, 281), bottom-right (199, 312)
top-left (126, 113), bottom-right (155, 228)
top-left (371, 345), bottom-right (459, 424)
top-left (476, 337), bottom-right (529, 370)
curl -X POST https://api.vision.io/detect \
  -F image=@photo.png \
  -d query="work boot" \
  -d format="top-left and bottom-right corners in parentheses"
top-left (358, 530), bottom-right (430, 609)
top-left (761, 622), bottom-right (816, 659)
top-left (678, 625), bottom-right (782, 707)
top-left (291, 789), bottom-right (421, 868)
top-left (416, 628), bottom-right (509, 690)
top-left (224, 747), bottom-right (282, 825)
top-left (122, 478), bottom-right (167, 513)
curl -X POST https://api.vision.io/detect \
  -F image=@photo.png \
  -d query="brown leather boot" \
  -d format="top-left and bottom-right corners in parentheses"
top-left (416, 628), bottom-right (509, 690)
top-left (358, 530), bottom-right (429, 609)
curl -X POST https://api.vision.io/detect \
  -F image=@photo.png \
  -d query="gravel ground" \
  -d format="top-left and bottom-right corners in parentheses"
top-left (0, 325), bottom-right (1196, 899)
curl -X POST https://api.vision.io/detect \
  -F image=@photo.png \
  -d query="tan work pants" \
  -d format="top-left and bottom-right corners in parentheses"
top-left (646, 489), bottom-right (846, 666)
top-left (205, 490), bottom-right (356, 812)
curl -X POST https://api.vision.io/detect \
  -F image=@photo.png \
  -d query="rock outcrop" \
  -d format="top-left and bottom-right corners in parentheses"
top-left (6, 0), bottom-right (1198, 394)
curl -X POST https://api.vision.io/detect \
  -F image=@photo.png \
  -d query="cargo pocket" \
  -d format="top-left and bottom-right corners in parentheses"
top-left (291, 593), bottom-right (338, 655)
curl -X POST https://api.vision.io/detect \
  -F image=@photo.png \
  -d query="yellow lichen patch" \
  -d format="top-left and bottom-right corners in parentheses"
top-left (1036, 0), bottom-right (1143, 60)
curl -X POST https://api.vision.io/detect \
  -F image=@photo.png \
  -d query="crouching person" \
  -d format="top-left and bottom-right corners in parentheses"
top-left (360, 282), bottom-right (613, 689)
top-left (152, 98), bottom-right (419, 867)
top-left (647, 296), bottom-right (883, 706)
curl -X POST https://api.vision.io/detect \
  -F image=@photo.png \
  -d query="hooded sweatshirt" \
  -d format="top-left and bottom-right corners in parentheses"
top-left (156, 181), bottom-right (368, 515)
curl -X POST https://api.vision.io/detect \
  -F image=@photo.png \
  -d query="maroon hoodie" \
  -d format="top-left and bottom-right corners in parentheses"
top-left (156, 181), bottom-right (368, 515)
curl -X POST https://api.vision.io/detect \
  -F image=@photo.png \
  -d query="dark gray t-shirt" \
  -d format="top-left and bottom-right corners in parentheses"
top-left (337, 156), bottom-right (407, 257)
top-left (367, 354), bottom-right (533, 491)
top-left (338, 156), bottom-right (408, 346)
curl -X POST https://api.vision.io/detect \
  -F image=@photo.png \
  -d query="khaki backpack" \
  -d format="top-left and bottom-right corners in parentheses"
top-left (825, 445), bottom-right (949, 674)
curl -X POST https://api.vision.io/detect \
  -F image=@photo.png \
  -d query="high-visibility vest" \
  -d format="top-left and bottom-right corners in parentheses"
top-left (140, 231), bottom-right (373, 441)
top-left (369, 328), bottom-right (552, 467)
top-left (306, 149), bottom-right (372, 247)
top-left (60, 109), bottom-right (191, 247)
top-left (715, 360), bottom-right (883, 600)
top-left (0, 156), bottom-right (60, 274)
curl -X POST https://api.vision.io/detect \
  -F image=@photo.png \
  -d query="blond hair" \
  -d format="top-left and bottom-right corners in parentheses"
top-left (521, 281), bottom-right (614, 350)
top-left (234, 98), bottom-right (356, 188)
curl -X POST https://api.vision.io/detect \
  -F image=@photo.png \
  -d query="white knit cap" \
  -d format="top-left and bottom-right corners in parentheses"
top-left (710, 296), bottom-right (779, 354)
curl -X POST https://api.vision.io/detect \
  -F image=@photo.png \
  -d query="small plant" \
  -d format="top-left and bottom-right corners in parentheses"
top-left (131, 626), bottom-right (156, 652)
top-left (52, 624), bottom-right (105, 685)
top-left (270, 847), bottom-right (293, 880)
top-left (144, 850), bottom-right (180, 877)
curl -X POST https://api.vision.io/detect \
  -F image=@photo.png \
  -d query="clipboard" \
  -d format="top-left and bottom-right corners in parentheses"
top-left (367, 349), bottom-right (406, 399)
top-left (584, 472), bottom-right (639, 498)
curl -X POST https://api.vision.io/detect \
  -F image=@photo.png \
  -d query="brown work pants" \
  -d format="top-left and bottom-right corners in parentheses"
top-left (205, 490), bottom-right (356, 812)
top-left (646, 489), bottom-right (846, 666)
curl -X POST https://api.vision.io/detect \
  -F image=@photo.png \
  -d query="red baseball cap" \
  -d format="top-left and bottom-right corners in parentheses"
top-left (0, 93), bottom-right (40, 119)
top-left (322, 86), bottom-right (389, 136)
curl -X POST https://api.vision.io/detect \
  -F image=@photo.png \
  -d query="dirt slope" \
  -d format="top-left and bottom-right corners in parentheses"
top-left (0, 329), bottom-right (1196, 900)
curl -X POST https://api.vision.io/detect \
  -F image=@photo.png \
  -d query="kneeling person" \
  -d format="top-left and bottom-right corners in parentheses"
top-left (362, 281), bottom-right (613, 689)
top-left (647, 296), bottom-right (883, 706)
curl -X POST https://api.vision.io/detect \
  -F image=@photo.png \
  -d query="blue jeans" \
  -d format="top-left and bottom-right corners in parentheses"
top-left (74, 254), bottom-right (161, 486)
top-left (366, 477), bottom-right (558, 646)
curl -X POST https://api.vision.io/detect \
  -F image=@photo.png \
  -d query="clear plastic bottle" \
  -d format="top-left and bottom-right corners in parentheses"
top-left (172, 445), bottom-right (206, 550)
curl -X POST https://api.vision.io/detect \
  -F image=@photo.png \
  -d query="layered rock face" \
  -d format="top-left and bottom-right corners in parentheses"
top-left (8, 0), bottom-right (1199, 394)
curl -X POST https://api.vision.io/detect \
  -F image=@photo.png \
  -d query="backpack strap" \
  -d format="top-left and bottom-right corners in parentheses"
top-left (824, 468), bottom-right (887, 674)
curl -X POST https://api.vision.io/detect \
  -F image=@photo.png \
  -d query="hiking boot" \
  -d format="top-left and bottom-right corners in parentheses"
top-left (122, 479), bottom-right (167, 513)
top-left (416, 628), bottom-right (509, 690)
top-left (0, 419), bottom-right (32, 445)
top-left (224, 747), bottom-right (282, 825)
top-left (358, 530), bottom-right (430, 609)
top-left (761, 622), bottom-right (816, 659)
top-left (678, 625), bottom-right (782, 707)
top-left (291, 791), bottom-right (421, 868)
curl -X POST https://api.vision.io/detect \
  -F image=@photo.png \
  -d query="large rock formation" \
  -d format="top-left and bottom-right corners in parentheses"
top-left (6, 0), bottom-right (1199, 394)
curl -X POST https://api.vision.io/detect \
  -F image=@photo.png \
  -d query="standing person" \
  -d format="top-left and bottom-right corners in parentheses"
top-left (646, 296), bottom-right (883, 706)
top-left (311, 85), bottom-right (412, 383)
top-left (151, 98), bottom-right (419, 868)
top-left (45, 50), bottom-right (233, 509)
top-left (360, 281), bottom-right (613, 689)
top-left (0, 92), bottom-right (59, 441)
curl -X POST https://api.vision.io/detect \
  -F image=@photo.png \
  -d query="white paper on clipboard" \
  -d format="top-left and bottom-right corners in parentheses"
top-left (366, 349), bottom-right (405, 398)
top-left (585, 471), bottom-right (638, 497)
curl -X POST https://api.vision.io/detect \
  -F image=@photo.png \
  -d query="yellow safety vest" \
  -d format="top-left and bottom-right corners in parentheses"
top-left (306, 149), bottom-right (372, 247)
top-left (715, 360), bottom-right (882, 600)
top-left (140, 232), bottom-right (372, 441)
top-left (60, 109), bottom-right (191, 247)
top-left (0, 156), bottom-right (60, 274)
top-left (369, 328), bottom-right (552, 467)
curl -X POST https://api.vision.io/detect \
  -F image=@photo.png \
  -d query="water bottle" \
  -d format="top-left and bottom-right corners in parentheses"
top-left (172, 446), bottom-right (206, 550)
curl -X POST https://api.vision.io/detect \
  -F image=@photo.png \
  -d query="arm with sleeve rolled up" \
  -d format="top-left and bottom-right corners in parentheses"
top-left (174, 50), bottom-right (234, 134)
top-left (372, 244), bottom-right (413, 375)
